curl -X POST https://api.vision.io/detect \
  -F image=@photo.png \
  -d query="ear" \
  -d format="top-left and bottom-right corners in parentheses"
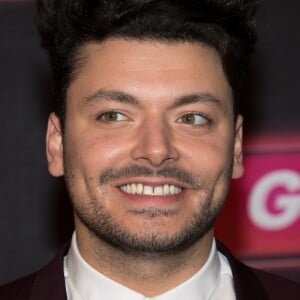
top-left (232, 115), bottom-right (244, 179)
top-left (46, 113), bottom-right (64, 177)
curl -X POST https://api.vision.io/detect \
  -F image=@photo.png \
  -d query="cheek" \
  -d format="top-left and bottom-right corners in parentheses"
top-left (65, 130), bottom-right (131, 177)
top-left (181, 133), bottom-right (234, 178)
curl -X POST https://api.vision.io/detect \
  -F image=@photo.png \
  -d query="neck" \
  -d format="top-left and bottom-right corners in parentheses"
top-left (75, 226), bottom-right (213, 297)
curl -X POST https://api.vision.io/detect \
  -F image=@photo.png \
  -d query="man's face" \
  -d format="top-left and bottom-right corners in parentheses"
top-left (46, 39), bottom-right (243, 255)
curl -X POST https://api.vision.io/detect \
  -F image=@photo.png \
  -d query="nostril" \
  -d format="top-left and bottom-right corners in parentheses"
top-left (130, 147), bottom-right (179, 167)
top-left (130, 125), bottom-right (179, 166)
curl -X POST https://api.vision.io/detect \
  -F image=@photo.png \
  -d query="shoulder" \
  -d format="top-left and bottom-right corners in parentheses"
top-left (217, 241), bottom-right (300, 300)
top-left (252, 267), bottom-right (300, 300)
top-left (0, 273), bottom-right (36, 300)
top-left (0, 244), bottom-right (69, 300)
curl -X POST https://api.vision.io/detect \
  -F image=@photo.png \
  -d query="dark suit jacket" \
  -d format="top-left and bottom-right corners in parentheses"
top-left (1, 242), bottom-right (299, 299)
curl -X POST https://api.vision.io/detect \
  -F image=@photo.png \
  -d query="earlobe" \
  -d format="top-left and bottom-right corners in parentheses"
top-left (232, 115), bottom-right (244, 179)
top-left (46, 113), bottom-right (64, 177)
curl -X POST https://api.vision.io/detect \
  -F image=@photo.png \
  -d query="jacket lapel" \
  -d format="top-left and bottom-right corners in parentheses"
top-left (29, 245), bottom-right (69, 300)
top-left (217, 241), bottom-right (270, 300)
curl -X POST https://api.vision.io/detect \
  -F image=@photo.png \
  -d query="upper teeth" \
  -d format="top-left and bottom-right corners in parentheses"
top-left (120, 183), bottom-right (182, 196)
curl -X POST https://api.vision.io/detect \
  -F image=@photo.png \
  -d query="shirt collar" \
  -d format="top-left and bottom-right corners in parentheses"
top-left (65, 232), bottom-right (221, 300)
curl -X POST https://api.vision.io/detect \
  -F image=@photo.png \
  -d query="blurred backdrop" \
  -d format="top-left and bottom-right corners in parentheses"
top-left (0, 0), bottom-right (299, 285)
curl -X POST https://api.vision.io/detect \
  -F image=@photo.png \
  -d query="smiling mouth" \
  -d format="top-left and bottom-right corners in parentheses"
top-left (119, 183), bottom-right (183, 196)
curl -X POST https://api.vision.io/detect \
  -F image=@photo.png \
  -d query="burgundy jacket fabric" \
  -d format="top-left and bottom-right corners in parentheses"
top-left (1, 242), bottom-right (299, 300)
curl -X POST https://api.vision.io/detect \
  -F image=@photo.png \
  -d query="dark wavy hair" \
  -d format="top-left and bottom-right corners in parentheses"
top-left (36, 0), bottom-right (257, 125)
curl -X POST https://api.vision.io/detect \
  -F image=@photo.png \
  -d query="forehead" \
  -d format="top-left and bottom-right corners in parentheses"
top-left (68, 39), bottom-right (232, 107)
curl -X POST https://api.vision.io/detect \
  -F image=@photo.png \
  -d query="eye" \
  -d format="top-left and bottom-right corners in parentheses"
top-left (98, 111), bottom-right (128, 122)
top-left (177, 113), bottom-right (208, 125)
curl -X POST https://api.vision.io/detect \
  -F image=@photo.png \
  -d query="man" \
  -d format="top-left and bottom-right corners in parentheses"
top-left (1, 0), bottom-right (299, 299)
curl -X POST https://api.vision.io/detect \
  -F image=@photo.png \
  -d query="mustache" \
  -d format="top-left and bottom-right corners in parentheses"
top-left (99, 164), bottom-right (202, 188)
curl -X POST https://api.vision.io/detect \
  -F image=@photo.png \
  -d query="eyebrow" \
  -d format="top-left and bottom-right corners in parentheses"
top-left (171, 93), bottom-right (222, 109)
top-left (83, 89), bottom-right (222, 109)
top-left (83, 89), bottom-right (139, 106)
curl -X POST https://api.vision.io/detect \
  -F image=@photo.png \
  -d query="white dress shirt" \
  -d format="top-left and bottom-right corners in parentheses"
top-left (64, 233), bottom-right (236, 300)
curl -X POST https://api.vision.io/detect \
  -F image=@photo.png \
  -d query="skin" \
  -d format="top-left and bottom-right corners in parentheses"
top-left (46, 39), bottom-right (243, 296)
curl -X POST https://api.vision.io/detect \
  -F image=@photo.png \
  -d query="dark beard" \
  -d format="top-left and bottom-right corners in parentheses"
top-left (74, 195), bottom-right (224, 257)
top-left (69, 164), bottom-right (230, 257)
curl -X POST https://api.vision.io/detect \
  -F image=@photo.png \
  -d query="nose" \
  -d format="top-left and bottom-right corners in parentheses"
top-left (130, 120), bottom-right (179, 167)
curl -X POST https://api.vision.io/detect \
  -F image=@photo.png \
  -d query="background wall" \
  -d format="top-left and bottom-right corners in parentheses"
top-left (0, 0), bottom-right (299, 285)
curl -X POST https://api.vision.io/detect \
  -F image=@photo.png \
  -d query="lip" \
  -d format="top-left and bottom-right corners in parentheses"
top-left (117, 187), bottom-right (186, 206)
